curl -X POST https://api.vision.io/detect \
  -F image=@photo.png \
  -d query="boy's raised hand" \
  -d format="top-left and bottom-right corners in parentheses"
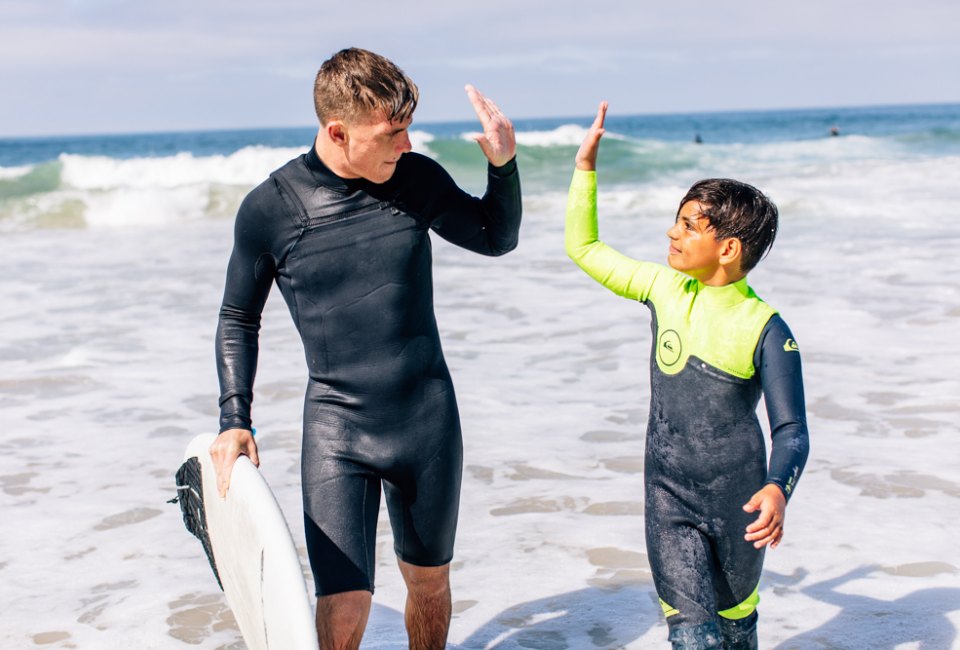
top-left (743, 483), bottom-right (787, 549)
top-left (575, 101), bottom-right (608, 171)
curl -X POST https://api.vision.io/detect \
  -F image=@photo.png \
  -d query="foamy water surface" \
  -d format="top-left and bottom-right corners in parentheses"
top-left (2, 111), bottom-right (959, 649)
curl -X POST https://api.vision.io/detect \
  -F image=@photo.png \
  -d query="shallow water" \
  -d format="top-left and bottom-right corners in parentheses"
top-left (2, 107), bottom-right (959, 648)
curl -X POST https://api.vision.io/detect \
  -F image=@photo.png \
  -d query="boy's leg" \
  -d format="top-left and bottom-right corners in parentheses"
top-left (712, 505), bottom-right (763, 650)
top-left (667, 622), bottom-right (723, 650)
top-left (717, 611), bottom-right (759, 650)
top-left (646, 510), bottom-right (722, 647)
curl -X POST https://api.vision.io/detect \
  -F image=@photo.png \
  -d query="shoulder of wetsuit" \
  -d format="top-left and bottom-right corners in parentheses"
top-left (233, 156), bottom-right (306, 236)
top-left (395, 152), bottom-right (448, 183)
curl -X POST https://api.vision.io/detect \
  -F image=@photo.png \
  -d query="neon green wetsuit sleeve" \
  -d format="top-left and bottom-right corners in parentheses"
top-left (565, 169), bottom-right (661, 301)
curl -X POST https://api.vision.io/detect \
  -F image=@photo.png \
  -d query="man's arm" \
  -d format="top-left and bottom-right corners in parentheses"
top-left (210, 185), bottom-right (280, 495)
top-left (415, 154), bottom-right (522, 256)
top-left (419, 86), bottom-right (521, 256)
top-left (743, 314), bottom-right (811, 548)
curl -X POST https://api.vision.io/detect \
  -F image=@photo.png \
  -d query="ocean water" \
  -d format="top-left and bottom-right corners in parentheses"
top-left (2, 103), bottom-right (959, 649)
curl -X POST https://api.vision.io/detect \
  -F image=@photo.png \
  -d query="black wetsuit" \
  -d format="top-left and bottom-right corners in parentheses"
top-left (216, 146), bottom-right (521, 595)
top-left (566, 170), bottom-right (809, 648)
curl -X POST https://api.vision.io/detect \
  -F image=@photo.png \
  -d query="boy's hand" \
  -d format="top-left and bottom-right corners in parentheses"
top-left (575, 101), bottom-right (608, 171)
top-left (743, 483), bottom-right (787, 549)
top-left (209, 428), bottom-right (260, 498)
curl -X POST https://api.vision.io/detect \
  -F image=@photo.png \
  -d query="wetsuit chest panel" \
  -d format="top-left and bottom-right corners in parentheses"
top-left (647, 357), bottom-right (766, 489)
top-left (268, 154), bottom-right (447, 399)
top-left (647, 275), bottom-right (776, 379)
top-left (282, 207), bottom-right (440, 391)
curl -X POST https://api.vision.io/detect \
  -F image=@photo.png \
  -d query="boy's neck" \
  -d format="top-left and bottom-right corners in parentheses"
top-left (698, 265), bottom-right (745, 287)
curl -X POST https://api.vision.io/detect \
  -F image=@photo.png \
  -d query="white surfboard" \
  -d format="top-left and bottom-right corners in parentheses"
top-left (178, 433), bottom-right (318, 650)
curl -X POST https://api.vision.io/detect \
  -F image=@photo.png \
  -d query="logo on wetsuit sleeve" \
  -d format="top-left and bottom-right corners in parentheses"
top-left (657, 329), bottom-right (682, 367)
top-left (783, 338), bottom-right (800, 352)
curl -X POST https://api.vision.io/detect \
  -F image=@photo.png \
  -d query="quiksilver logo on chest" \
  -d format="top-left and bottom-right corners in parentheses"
top-left (658, 329), bottom-right (682, 366)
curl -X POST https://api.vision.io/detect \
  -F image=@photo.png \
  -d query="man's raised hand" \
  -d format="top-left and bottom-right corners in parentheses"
top-left (465, 85), bottom-right (516, 168)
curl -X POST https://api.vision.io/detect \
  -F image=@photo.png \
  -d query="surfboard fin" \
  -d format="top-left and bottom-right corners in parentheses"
top-left (173, 457), bottom-right (224, 590)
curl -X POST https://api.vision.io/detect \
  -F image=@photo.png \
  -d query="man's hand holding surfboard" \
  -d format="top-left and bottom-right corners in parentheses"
top-left (209, 428), bottom-right (260, 498)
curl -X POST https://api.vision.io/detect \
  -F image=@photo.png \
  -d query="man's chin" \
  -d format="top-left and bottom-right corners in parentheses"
top-left (371, 164), bottom-right (398, 184)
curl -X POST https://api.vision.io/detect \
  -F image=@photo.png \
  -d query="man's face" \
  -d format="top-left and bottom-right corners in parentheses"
top-left (666, 200), bottom-right (726, 282)
top-left (340, 111), bottom-right (413, 184)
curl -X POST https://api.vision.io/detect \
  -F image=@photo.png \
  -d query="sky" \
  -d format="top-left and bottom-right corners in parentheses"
top-left (1, 0), bottom-right (958, 137)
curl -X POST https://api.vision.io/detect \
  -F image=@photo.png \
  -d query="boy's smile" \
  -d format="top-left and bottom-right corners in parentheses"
top-left (666, 200), bottom-right (727, 283)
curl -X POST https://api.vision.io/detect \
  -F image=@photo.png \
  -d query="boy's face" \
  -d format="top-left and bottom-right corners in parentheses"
top-left (666, 201), bottom-right (727, 282)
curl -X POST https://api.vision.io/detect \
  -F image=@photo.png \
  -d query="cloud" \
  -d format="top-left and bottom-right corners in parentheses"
top-left (1, 0), bottom-right (958, 135)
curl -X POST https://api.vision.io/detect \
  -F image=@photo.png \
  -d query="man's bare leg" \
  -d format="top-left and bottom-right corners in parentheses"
top-left (398, 559), bottom-right (451, 650)
top-left (316, 590), bottom-right (372, 650)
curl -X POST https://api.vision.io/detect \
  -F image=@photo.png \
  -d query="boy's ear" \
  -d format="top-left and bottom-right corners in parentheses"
top-left (719, 237), bottom-right (742, 267)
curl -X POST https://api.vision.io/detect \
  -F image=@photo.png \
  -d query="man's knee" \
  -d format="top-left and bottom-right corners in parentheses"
top-left (397, 559), bottom-right (450, 597)
top-left (316, 590), bottom-right (372, 650)
top-left (317, 590), bottom-right (372, 621)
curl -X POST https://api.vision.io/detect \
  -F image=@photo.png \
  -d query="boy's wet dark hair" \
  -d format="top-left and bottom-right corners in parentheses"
top-left (678, 179), bottom-right (779, 273)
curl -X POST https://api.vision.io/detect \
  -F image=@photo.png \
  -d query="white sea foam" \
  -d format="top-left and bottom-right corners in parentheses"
top-left (460, 124), bottom-right (629, 148)
top-left (0, 137), bottom-right (435, 231)
top-left (0, 164), bottom-right (33, 179)
top-left (60, 146), bottom-right (304, 190)
top-left (409, 129), bottom-right (434, 154)
top-left (1, 132), bottom-right (959, 648)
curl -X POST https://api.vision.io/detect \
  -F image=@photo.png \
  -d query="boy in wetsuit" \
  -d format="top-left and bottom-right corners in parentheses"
top-left (566, 103), bottom-right (809, 649)
top-left (210, 49), bottom-right (521, 650)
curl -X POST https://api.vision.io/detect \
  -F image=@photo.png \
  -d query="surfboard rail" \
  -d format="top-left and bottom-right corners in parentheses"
top-left (176, 433), bottom-right (318, 650)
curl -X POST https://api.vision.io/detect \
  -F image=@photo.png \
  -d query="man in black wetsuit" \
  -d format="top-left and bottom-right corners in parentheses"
top-left (210, 48), bottom-right (521, 649)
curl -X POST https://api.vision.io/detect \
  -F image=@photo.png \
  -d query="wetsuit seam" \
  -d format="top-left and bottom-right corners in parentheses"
top-left (361, 481), bottom-right (373, 592)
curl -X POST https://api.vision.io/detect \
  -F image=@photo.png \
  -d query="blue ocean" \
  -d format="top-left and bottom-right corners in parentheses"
top-left (2, 102), bottom-right (959, 231)
top-left (3, 103), bottom-right (959, 649)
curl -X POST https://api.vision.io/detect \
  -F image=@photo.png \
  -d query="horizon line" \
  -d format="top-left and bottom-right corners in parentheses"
top-left (2, 99), bottom-right (958, 142)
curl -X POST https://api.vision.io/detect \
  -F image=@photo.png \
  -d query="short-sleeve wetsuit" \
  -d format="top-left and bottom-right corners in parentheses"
top-left (565, 170), bottom-right (809, 635)
top-left (216, 146), bottom-right (521, 595)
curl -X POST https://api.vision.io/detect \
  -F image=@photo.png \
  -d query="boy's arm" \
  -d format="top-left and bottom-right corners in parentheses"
top-left (757, 314), bottom-right (810, 498)
top-left (744, 314), bottom-right (810, 548)
top-left (565, 102), bottom-right (659, 300)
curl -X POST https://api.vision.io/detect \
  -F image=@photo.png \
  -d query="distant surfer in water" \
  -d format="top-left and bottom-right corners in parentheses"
top-left (211, 48), bottom-right (521, 649)
top-left (566, 102), bottom-right (809, 649)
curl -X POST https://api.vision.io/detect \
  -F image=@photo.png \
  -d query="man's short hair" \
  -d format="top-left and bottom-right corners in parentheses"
top-left (313, 48), bottom-right (419, 125)
top-left (679, 179), bottom-right (779, 273)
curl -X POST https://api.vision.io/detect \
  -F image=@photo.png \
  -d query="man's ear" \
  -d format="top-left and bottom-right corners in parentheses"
top-left (719, 237), bottom-right (742, 267)
top-left (323, 120), bottom-right (349, 147)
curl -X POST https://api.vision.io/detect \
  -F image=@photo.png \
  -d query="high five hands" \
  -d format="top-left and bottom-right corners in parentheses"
top-left (576, 101), bottom-right (608, 171)
top-left (465, 85), bottom-right (516, 167)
